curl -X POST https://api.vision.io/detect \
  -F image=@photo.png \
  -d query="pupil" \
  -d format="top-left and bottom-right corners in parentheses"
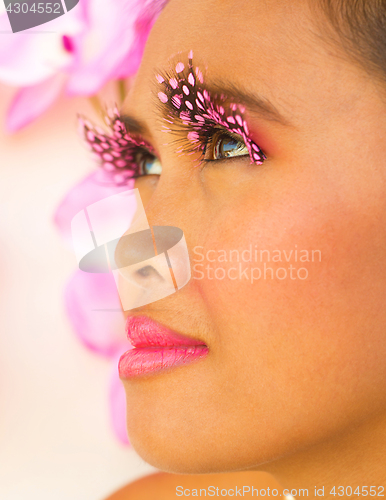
top-left (220, 137), bottom-right (239, 157)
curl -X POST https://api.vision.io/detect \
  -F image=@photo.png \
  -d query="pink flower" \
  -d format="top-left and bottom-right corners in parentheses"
top-left (64, 270), bottom-right (131, 445)
top-left (41, 0), bottom-right (169, 445)
top-left (0, 0), bottom-right (168, 132)
top-left (54, 170), bottom-right (136, 445)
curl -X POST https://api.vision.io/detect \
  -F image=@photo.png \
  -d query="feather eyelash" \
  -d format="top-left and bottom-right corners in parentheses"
top-left (155, 50), bottom-right (267, 164)
top-left (78, 51), bottom-right (267, 185)
top-left (78, 107), bottom-right (154, 185)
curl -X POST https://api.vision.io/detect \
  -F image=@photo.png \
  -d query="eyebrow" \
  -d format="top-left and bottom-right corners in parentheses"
top-left (207, 79), bottom-right (293, 126)
top-left (120, 77), bottom-right (292, 136)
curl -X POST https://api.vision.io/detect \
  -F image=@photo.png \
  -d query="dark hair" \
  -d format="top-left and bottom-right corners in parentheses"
top-left (314, 0), bottom-right (386, 82)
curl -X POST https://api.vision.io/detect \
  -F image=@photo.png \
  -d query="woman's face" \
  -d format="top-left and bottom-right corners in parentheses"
top-left (119, 0), bottom-right (386, 473)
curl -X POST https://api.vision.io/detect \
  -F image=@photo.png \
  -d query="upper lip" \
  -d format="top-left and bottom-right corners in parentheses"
top-left (125, 315), bottom-right (207, 348)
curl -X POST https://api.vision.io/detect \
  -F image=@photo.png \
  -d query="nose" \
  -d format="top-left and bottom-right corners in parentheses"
top-left (112, 183), bottom-right (191, 311)
top-left (71, 184), bottom-right (191, 311)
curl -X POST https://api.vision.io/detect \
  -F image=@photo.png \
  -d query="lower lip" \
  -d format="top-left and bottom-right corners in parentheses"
top-left (119, 345), bottom-right (209, 378)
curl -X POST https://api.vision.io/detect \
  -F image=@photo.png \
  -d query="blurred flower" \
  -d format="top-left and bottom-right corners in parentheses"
top-left (39, 0), bottom-right (169, 446)
top-left (65, 270), bottom-right (131, 445)
top-left (0, 0), bottom-right (168, 132)
top-left (54, 169), bottom-right (136, 445)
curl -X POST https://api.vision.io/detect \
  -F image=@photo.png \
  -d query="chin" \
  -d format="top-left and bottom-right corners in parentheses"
top-left (125, 401), bottom-right (223, 474)
top-left (124, 398), bottom-right (276, 475)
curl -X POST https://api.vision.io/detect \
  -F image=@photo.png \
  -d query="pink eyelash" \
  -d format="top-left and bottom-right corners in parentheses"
top-left (155, 51), bottom-right (266, 164)
top-left (78, 107), bottom-right (154, 185)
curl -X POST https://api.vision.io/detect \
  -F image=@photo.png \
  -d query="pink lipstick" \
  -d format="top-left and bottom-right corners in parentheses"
top-left (118, 316), bottom-right (208, 378)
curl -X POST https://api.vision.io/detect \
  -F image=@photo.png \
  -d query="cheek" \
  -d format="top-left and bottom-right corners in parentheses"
top-left (195, 179), bottom-right (386, 414)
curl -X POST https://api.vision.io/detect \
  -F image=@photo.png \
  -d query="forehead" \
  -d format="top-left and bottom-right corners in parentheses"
top-left (124, 0), bottom-right (371, 129)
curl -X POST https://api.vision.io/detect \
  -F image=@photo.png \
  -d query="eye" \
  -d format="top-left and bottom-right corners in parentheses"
top-left (136, 150), bottom-right (162, 176)
top-left (205, 130), bottom-right (250, 161)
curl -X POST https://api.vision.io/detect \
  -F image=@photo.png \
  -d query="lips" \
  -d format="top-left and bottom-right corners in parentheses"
top-left (118, 316), bottom-right (208, 378)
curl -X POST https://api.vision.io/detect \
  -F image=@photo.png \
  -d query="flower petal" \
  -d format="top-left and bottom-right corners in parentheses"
top-left (115, 0), bottom-right (169, 80)
top-left (54, 170), bottom-right (134, 248)
top-left (65, 0), bottom-right (169, 95)
top-left (109, 351), bottom-right (131, 445)
top-left (64, 270), bottom-right (128, 357)
top-left (65, 0), bottom-right (139, 95)
top-left (0, 6), bottom-right (86, 87)
top-left (5, 74), bottom-right (65, 132)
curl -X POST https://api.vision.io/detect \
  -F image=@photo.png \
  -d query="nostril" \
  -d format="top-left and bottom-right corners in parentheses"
top-left (135, 265), bottom-right (164, 281)
top-left (136, 265), bottom-right (157, 277)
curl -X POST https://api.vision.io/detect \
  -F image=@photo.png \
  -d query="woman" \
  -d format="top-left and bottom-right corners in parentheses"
top-left (100, 0), bottom-right (386, 497)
